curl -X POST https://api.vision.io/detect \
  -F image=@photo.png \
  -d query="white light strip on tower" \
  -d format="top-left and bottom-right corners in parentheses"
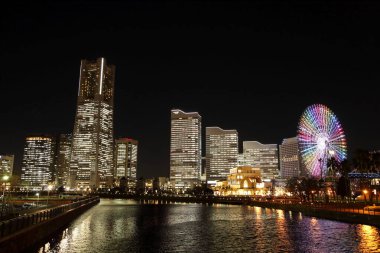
top-left (78, 61), bottom-right (82, 96)
top-left (99, 58), bottom-right (104, 94)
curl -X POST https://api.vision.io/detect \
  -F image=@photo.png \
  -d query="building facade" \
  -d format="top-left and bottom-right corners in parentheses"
top-left (0, 155), bottom-right (14, 177)
top-left (21, 135), bottom-right (55, 189)
top-left (215, 165), bottom-right (262, 196)
top-left (206, 127), bottom-right (238, 185)
top-left (69, 57), bottom-right (115, 189)
top-left (55, 134), bottom-right (72, 187)
top-left (114, 138), bottom-right (138, 190)
top-left (242, 141), bottom-right (279, 180)
top-left (279, 137), bottom-right (303, 179)
top-left (170, 109), bottom-right (201, 189)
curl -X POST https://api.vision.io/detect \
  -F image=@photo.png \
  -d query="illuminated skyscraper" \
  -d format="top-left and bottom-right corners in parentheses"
top-left (69, 57), bottom-right (115, 189)
top-left (114, 138), bottom-right (138, 190)
top-left (21, 135), bottom-right (55, 189)
top-left (279, 137), bottom-right (304, 179)
top-left (242, 141), bottom-right (279, 180)
top-left (206, 127), bottom-right (238, 185)
top-left (55, 134), bottom-right (72, 187)
top-left (0, 154), bottom-right (14, 177)
top-left (170, 109), bottom-right (201, 189)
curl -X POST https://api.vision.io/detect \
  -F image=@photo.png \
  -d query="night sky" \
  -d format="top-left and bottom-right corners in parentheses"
top-left (2, 1), bottom-right (380, 178)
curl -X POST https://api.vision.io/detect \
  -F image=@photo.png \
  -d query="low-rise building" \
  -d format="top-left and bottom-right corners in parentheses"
top-left (215, 165), bottom-right (266, 196)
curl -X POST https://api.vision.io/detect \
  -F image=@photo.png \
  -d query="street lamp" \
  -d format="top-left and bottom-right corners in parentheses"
top-left (46, 185), bottom-right (53, 206)
top-left (36, 193), bottom-right (40, 206)
top-left (1, 175), bottom-right (10, 216)
top-left (363, 189), bottom-right (368, 203)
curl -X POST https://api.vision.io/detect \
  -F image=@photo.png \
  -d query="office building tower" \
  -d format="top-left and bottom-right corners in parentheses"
top-left (237, 153), bottom-right (245, 166)
top-left (242, 141), bottom-right (279, 180)
top-left (114, 138), bottom-right (138, 190)
top-left (21, 135), bottom-right (55, 189)
top-left (170, 109), bottom-right (201, 189)
top-left (55, 134), bottom-right (72, 187)
top-left (206, 127), bottom-right (238, 185)
top-left (0, 154), bottom-right (14, 177)
top-left (70, 57), bottom-right (115, 189)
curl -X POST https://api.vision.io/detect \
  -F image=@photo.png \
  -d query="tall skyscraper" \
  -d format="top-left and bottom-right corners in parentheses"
top-left (170, 109), bottom-right (201, 189)
top-left (206, 127), bottom-right (238, 185)
top-left (114, 138), bottom-right (138, 190)
top-left (242, 141), bottom-right (279, 180)
top-left (279, 137), bottom-right (304, 179)
top-left (0, 154), bottom-right (14, 177)
top-left (55, 134), bottom-right (72, 187)
top-left (21, 135), bottom-right (55, 189)
top-left (69, 57), bottom-right (115, 189)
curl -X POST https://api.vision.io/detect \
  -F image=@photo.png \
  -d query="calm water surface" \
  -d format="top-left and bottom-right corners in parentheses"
top-left (36, 199), bottom-right (380, 253)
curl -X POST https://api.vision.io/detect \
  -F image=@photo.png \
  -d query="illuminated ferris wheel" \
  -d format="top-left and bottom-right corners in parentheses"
top-left (297, 104), bottom-right (347, 178)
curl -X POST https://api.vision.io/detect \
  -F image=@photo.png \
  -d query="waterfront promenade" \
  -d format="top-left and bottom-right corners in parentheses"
top-left (0, 196), bottom-right (99, 253)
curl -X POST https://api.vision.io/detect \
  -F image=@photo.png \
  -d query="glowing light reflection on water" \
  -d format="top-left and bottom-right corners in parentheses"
top-left (36, 199), bottom-right (380, 253)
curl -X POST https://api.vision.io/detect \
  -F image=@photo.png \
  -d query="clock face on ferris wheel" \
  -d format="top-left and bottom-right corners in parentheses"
top-left (297, 104), bottom-right (347, 177)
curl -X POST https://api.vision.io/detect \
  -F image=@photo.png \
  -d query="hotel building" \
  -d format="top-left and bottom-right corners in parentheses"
top-left (242, 141), bottom-right (279, 180)
top-left (279, 137), bottom-right (303, 179)
top-left (206, 127), bottom-right (238, 185)
top-left (170, 109), bottom-right (201, 189)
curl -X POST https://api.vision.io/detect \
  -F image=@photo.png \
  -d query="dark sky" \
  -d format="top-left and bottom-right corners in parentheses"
top-left (2, 1), bottom-right (380, 178)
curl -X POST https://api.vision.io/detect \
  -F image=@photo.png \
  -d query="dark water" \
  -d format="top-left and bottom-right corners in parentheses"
top-left (36, 199), bottom-right (380, 253)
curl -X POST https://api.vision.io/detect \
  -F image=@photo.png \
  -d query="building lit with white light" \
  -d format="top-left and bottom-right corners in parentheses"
top-left (114, 138), bottom-right (138, 190)
top-left (21, 135), bottom-right (55, 189)
top-left (279, 137), bottom-right (303, 179)
top-left (69, 57), bottom-right (115, 189)
top-left (238, 153), bottom-right (245, 166)
top-left (170, 109), bottom-right (201, 189)
top-left (0, 154), bottom-right (14, 177)
top-left (206, 127), bottom-right (238, 185)
top-left (242, 141), bottom-right (279, 180)
top-left (55, 134), bottom-right (72, 187)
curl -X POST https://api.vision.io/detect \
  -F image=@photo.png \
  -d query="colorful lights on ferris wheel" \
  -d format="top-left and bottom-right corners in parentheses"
top-left (297, 104), bottom-right (347, 177)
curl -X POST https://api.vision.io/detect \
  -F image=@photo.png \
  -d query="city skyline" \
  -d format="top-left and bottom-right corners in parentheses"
top-left (2, 1), bottom-right (380, 178)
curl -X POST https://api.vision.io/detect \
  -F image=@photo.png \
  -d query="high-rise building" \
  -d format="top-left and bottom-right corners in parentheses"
top-left (55, 134), bottom-right (72, 187)
top-left (237, 153), bottom-right (245, 166)
top-left (69, 57), bottom-right (115, 189)
top-left (21, 135), bottom-right (55, 189)
top-left (206, 127), bottom-right (238, 185)
top-left (114, 138), bottom-right (138, 190)
top-left (170, 109), bottom-right (201, 189)
top-left (242, 141), bottom-right (279, 180)
top-left (0, 154), bottom-right (14, 177)
top-left (279, 137), bottom-right (304, 179)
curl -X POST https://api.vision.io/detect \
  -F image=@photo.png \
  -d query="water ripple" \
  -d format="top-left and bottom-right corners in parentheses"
top-left (36, 199), bottom-right (380, 253)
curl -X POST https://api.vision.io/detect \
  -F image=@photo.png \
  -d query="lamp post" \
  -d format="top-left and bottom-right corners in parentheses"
top-left (46, 185), bottom-right (53, 206)
top-left (1, 175), bottom-right (10, 216)
top-left (363, 189), bottom-right (368, 204)
top-left (36, 193), bottom-right (40, 206)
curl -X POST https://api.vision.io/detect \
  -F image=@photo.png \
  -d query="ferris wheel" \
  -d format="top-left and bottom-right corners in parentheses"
top-left (297, 104), bottom-right (347, 178)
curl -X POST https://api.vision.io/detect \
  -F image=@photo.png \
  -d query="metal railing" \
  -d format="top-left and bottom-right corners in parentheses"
top-left (0, 197), bottom-right (99, 238)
